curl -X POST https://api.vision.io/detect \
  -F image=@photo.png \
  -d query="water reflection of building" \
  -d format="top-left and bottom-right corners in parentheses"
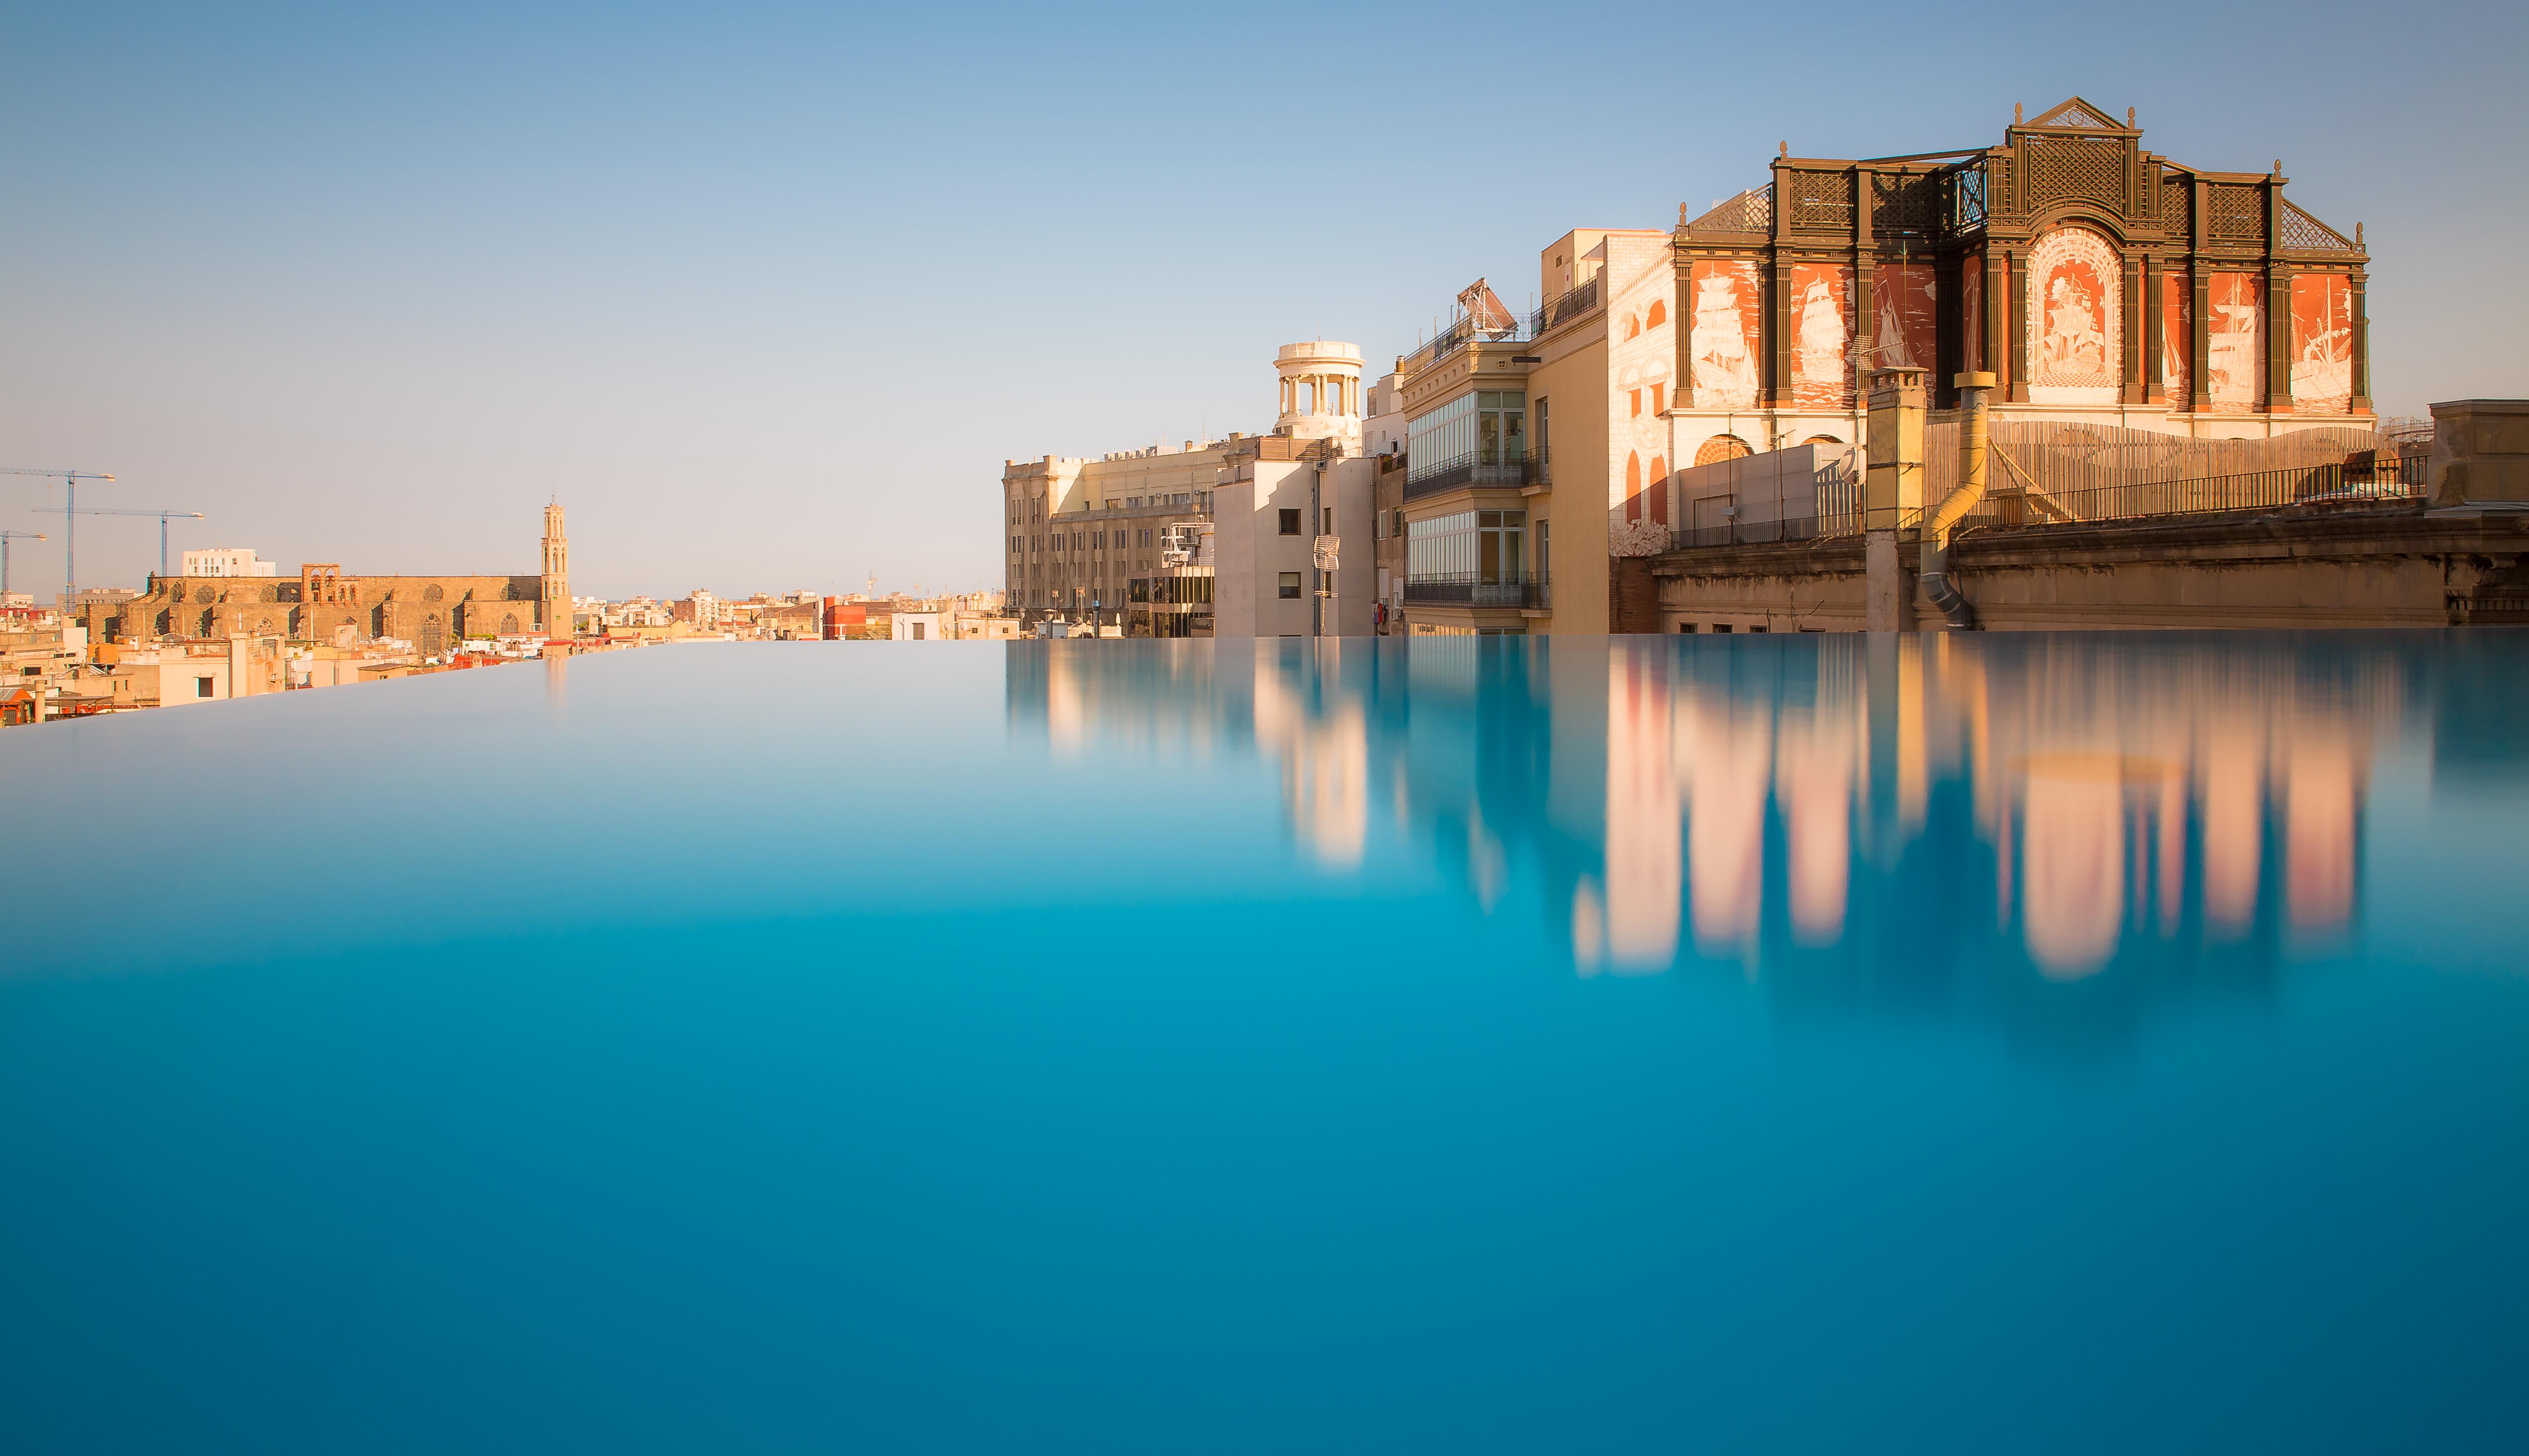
top-left (1577, 637), bottom-right (2398, 984)
top-left (1005, 635), bottom-right (2415, 1050)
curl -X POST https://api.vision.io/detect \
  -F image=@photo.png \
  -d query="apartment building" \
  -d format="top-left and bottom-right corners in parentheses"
top-left (1002, 443), bottom-right (1221, 633)
top-left (1387, 281), bottom-right (1550, 637)
top-left (1002, 342), bottom-right (1380, 637)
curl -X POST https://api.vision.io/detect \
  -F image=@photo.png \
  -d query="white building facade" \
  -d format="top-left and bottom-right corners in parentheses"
top-left (180, 548), bottom-right (278, 578)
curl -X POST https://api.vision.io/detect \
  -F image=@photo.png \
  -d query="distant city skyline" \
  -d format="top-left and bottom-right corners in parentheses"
top-left (4, 0), bottom-right (2521, 600)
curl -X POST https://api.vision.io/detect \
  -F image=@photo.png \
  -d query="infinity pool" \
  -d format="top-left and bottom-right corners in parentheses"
top-left (4, 635), bottom-right (2524, 1453)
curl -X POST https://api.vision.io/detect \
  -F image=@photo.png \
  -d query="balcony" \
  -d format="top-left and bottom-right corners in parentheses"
top-left (1403, 573), bottom-right (1549, 610)
top-left (1403, 449), bottom-right (1547, 503)
top-left (1399, 315), bottom-right (1528, 377)
top-left (1529, 277), bottom-right (1600, 336)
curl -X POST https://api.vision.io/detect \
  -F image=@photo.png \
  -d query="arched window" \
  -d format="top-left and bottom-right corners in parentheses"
top-left (1624, 315), bottom-right (1641, 340)
top-left (1801, 433), bottom-right (1844, 446)
top-left (1648, 456), bottom-right (1669, 525)
top-left (1646, 300), bottom-right (1667, 328)
top-left (1625, 451), bottom-right (1643, 522)
top-left (1694, 435), bottom-right (1754, 467)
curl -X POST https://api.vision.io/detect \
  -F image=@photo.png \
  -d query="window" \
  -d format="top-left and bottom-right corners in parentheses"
top-left (195, 676), bottom-right (214, 698)
top-left (1650, 383), bottom-right (1666, 413)
top-left (1279, 509), bottom-right (1301, 536)
top-left (1406, 390), bottom-right (1524, 474)
top-left (1406, 510), bottom-right (1525, 583)
top-left (911, 622), bottom-right (926, 640)
top-left (1713, 624), bottom-right (1733, 633)
top-left (1629, 389), bottom-right (1641, 418)
top-left (1322, 507), bottom-right (1333, 535)
top-left (1695, 434), bottom-right (1754, 466)
top-left (1278, 572), bottom-right (1302, 599)
top-left (1679, 622), bottom-right (1695, 633)
top-left (1646, 299), bottom-right (1667, 328)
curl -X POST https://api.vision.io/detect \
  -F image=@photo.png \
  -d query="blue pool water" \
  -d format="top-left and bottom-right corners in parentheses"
top-left (3, 635), bottom-right (2525, 1453)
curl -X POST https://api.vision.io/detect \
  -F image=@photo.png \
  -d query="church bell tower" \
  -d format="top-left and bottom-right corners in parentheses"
top-left (541, 501), bottom-right (569, 639)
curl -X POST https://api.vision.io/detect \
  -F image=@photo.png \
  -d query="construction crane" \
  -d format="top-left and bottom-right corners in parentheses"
top-left (0, 532), bottom-right (45, 596)
top-left (0, 468), bottom-right (116, 600)
top-left (30, 505), bottom-right (205, 578)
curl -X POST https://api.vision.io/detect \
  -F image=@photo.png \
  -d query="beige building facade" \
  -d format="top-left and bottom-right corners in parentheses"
top-left (1000, 342), bottom-right (1378, 637)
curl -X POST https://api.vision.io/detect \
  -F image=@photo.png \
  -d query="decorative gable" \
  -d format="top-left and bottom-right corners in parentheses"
top-left (2027, 96), bottom-right (2123, 130)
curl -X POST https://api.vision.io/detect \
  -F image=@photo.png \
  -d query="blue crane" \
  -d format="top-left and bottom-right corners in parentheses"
top-left (29, 504), bottom-right (205, 578)
top-left (0, 467), bottom-right (116, 599)
top-left (0, 531), bottom-right (45, 597)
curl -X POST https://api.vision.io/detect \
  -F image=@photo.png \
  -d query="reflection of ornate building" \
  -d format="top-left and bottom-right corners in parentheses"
top-left (82, 505), bottom-right (574, 654)
top-left (1583, 636), bottom-right (2391, 988)
top-left (1670, 97), bottom-right (2369, 472)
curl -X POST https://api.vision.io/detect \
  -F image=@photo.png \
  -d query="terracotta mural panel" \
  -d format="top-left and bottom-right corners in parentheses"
top-left (2291, 273), bottom-right (2354, 414)
top-left (1789, 262), bottom-right (1854, 411)
top-left (2162, 271), bottom-right (2190, 405)
top-left (1688, 260), bottom-right (1762, 410)
top-left (2027, 227), bottom-right (2121, 403)
top-left (1870, 263), bottom-right (1938, 373)
top-left (2207, 272), bottom-right (2264, 413)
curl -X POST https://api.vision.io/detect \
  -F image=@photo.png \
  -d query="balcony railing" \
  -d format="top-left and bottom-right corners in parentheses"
top-left (1400, 315), bottom-right (1528, 377)
top-left (1403, 573), bottom-right (1549, 609)
top-left (1668, 514), bottom-right (1847, 552)
top-left (1663, 454), bottom-right (2430, 553)
top-left (1905, 456), bottom-right (2429, 535)
top-left (1404, 449), bottom-right (1547, 502)
top-left (1530, 277), bottom-right (1600, 336)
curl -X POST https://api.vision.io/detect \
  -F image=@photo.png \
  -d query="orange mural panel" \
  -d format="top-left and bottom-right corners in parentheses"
top-left (1790, 262), bottom-right (1853, 410)
top-left (2291, 274), bottom-right (2354, 414)
top-left (2028, 227), bottom-right (2120, 395)
top-left (2206, 272), bottom-right (2264, 413)
top-left (1870, 263), bottom-right (1938, 374)
top-left (2162, 271), bottom-right (2191, 404)
top-left (1688, 260), bottom-right (1762, 409)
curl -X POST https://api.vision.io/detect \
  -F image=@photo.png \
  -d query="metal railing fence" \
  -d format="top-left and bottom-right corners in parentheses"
top-left (1403, 449), bottom-right (1547, 501)
top-left (1403, 573), bottom-right (1550, 608)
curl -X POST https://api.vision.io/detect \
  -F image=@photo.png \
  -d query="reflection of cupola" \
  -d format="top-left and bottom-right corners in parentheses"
top-left (1275, 341), bottom-right (1364, 447)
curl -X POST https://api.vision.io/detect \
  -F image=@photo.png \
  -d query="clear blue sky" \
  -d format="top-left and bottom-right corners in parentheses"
top-left (4, 1), bottom-right (2521, 600)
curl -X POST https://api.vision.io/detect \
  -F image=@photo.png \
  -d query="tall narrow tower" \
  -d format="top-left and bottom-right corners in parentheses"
top-left (541, 501), bottom-right (569, 638)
